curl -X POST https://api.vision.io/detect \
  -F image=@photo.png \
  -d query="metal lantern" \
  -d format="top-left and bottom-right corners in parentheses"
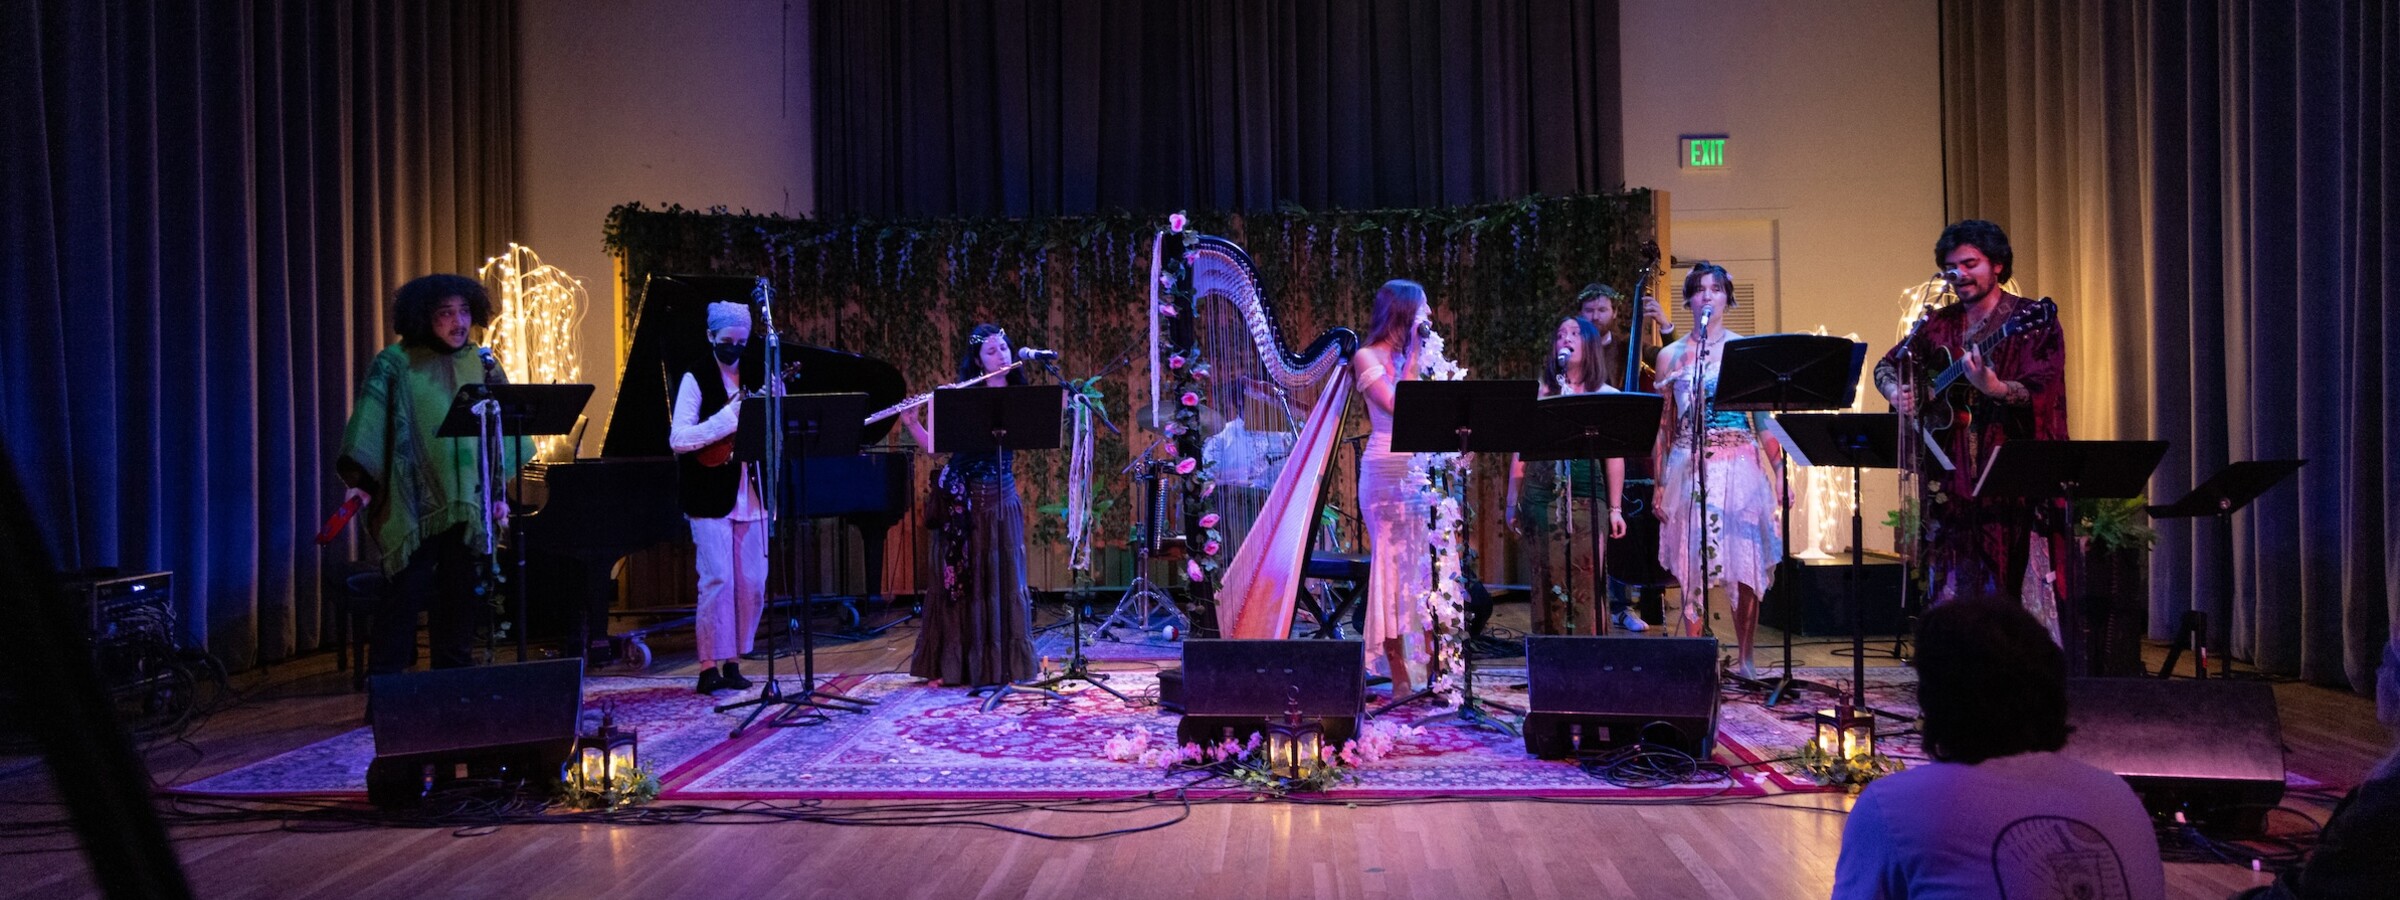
top-left (569, 701), bottom-right (639, 798)
top-left (1812, 703), bottom-right (1875, 762)
top-left (1262, 687), bottom-right (1324, 778)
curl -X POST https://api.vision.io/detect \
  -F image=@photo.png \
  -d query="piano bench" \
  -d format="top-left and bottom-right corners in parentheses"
top-left (331, 562), bottom-right (388, 692)
top-left (1297, 551), bottom-right (1369, 639)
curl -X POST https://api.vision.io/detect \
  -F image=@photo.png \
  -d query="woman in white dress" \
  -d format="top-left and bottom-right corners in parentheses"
top-left (1652, 262), bottom-right (1782, 678)
top-left (1349, 280), bottom-right (1434, 696)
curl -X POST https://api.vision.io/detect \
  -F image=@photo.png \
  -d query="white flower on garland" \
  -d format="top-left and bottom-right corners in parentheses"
top-left (1407, 307), bottom-right (1472, 708)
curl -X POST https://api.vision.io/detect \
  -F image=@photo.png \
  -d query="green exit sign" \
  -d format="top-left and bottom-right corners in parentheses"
top-left (1680, 135), bottom-right (1728, 169)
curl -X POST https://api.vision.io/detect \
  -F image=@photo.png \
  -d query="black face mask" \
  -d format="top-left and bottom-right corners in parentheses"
top-left (712, 343), bottom-right (745, 365)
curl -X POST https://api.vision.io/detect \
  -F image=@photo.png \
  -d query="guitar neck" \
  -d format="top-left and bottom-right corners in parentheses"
top-left (1928, 317), bottom-right (2019, 393)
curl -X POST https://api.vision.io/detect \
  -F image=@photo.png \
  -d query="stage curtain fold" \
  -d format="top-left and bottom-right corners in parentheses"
top-left (811, 0), bottom-right (1623, 218)
top-left (1939, 0), bottom-right (2155, 443)
top-left (1944, 0), bottom-right (2397, 691)
top-left (0, 0), bottom-right (517, 670)
top-left (2145, 0), bottom-right (2396, 692)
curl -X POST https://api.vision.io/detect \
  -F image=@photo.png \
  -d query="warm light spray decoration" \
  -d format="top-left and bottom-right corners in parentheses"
top-left (479, 243), bottom-right (590, 459)
top-left (1794, 325), bottom-right (1874, 558)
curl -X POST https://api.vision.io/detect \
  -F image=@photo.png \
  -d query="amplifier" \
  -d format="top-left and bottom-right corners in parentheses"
top-left (59, 570), bottom-right (175, 642)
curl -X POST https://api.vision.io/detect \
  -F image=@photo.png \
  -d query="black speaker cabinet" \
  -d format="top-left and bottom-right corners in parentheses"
top-left (2060, 677), bottom-right (2285, 836)
top-left (1523, 636), bottom-right (1721, 759)
top-left (1761, 556), bottom-right (1906, 636)
top-left (1174, 639), bottom-right (1364, 746)
top-left (365, 659), bottom-right (585, 807)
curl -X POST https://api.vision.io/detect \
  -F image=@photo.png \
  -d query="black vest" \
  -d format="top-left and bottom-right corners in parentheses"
top-left (675, 364), bottom-right (748, 518)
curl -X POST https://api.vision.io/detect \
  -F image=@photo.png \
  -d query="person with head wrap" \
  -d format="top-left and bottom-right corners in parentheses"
top-left (667, 299), bottom-right (768, 693)
top-left (337, 274), bottom-right (529, 684)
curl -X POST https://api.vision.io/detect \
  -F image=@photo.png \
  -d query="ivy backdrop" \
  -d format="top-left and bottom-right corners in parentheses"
top-left (605, 191), bottom-right (1659, 619)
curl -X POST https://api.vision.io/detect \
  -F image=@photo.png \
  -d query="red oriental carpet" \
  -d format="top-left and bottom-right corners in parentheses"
top-left (173, 667), bottom-right (1939, 801)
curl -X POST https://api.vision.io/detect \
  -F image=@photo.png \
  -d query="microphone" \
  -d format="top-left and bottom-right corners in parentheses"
top-left (1696, 306), bottom-right (1713, 335)
top-left (476, 347), bottom-right (506, 384)
top-left (1017, 347), bottom-right (1059, 362)
top-left (1940, 267), bottom-right (1963, 284)
top-left (1553, 346), bottom-right (1572, 371)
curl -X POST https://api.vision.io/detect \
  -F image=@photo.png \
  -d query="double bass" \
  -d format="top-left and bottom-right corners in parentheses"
top-left (1606, 240), bottom-right (1676, 589)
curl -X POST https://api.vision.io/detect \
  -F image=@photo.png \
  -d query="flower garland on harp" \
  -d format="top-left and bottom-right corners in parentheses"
top-left (1152, 213), bottom-right (1223, 608)
top-left (1406, 309), bottom-right (1473, 707)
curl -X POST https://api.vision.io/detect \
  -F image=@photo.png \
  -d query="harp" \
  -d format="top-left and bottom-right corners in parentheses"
top-left (1153, 234), bottom-right (1358, 639)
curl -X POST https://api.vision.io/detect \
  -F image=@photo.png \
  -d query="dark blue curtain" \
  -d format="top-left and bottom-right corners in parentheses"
top-left (2147, 0), bottom-right (2397, 691)
top-left (812, 0), bottom-right (1623, 218)
top-left (0, 0), bottom-right (516, 670)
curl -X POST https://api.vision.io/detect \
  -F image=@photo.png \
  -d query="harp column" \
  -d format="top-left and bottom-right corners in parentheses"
top-left (1159, 225), bottom-right (1222, 626)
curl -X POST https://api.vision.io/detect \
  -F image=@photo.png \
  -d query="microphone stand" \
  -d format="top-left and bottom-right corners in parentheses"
top-left (1891, 295), bottom-right (1939, 659)
top-left (717, 280), bottom-right (873, 736)
top-left (1688, 311), bottom-right (1714, 645)
top-left (472, 352), bottom-right (508, 662)
top-left (1016, 367), bottom-right (1131, 705)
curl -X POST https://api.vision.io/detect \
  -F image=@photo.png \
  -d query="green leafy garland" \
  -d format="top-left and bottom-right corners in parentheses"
top-left (1794, 740), bottom-right (1903, 790)
top-left (555, 763), bottom-right (660, 812)
top-left (603, 193), bottom-right (1657, 594)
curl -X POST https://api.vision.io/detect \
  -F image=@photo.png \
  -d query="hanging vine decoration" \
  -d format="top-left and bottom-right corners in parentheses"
top-left (601, 193), bottom-right (1655, 591)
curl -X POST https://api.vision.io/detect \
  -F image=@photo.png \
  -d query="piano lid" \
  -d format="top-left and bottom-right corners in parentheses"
top-left (601, 274), bottom-right (908, 457)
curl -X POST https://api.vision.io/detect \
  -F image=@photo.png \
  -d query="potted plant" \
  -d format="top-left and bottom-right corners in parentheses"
top-left (2074, 497), bottom-right (2157, 676)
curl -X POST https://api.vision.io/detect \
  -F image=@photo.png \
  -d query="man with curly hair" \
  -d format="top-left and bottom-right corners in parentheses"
top-left (337, 273), bottom-right (528, 678)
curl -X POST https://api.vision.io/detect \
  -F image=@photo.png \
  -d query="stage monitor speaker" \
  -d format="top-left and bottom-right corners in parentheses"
top-left (365, 659), bottom-right (584, 808)
top-left (1175, 639), bottom-right (1363, 746)
top-left (2060, 677), bottom-right (2285, 836)
top-left (1523, 636), bottom-right (1721, 759)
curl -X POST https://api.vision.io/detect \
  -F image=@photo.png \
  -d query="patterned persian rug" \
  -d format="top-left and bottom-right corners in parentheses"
top-left (173, 666), bottom-right (1936, 800)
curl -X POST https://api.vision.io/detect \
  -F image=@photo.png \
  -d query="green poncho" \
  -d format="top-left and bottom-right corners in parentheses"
top-left (337, 342), bottom-right (530, 576)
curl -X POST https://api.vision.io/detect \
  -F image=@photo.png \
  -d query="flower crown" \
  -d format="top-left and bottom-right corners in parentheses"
top-left (969, 329), bottom-right (1006, 345)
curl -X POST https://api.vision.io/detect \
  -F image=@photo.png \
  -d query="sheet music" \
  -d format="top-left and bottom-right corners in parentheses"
top-left (1919, 424), bottom-right (1955, 472)
top-left (1763, 414), bottom-right (1808, 467)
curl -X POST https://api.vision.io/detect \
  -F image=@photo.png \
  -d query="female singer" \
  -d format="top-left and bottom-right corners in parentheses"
top-left (1507, 315), bottom-right (1626, 635)
top-left (1350, 280), bottom-right (1434, 697)
top-left (899, 324), bottom-right (1037, 688)
top-left (1652, 262), bottom-right (1782, 678)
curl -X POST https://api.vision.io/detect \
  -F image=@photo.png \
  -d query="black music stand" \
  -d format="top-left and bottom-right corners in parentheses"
top-left (1973, 439), bottom-right (2168, 678)
top-left (716, 392), bottom-right (878, 735)
top-left (932, 384), bottom-right (1101, 710)
top-left (1373, 380), bottom-right (1539, 734)
top-left (1713, 335), bottom-right (1867, 413)
top-left (1708, 335), bottom-right (1864, 696)
top-left (437, 383), bottom-right (592, 664)
top-left (1520, 392), bottom-right (1665, 637)
top-left (2144, 459), bottom-right (2305, 679)
top-left (1774, 413), bottom-right (1900, 714)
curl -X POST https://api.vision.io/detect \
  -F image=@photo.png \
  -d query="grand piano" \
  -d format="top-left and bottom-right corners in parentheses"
top-left (516, 274), bottom-right (912, 667)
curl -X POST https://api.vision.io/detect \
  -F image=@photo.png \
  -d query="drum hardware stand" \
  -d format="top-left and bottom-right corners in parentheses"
top-left (1097, 439), bottom-right (1191, 643)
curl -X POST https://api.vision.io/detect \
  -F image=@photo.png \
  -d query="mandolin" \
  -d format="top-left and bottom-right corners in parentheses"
top-left (694, 361), bottom-right (803, 466)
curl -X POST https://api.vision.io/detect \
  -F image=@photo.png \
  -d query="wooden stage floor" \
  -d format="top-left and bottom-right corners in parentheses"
top-left (0, 601), bottom-right (2383, 900)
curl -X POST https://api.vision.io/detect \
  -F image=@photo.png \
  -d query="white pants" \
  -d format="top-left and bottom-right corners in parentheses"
top-left (690, 516), bottom-right (767, 661)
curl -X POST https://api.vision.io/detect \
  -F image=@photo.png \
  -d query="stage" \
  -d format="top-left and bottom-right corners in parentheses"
top-left (0, 602), bottom-right (2376, 900)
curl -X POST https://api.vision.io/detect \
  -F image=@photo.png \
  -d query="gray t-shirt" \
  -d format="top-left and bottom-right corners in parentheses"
top-left (1832, 751), bottom-right (2165, 899)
